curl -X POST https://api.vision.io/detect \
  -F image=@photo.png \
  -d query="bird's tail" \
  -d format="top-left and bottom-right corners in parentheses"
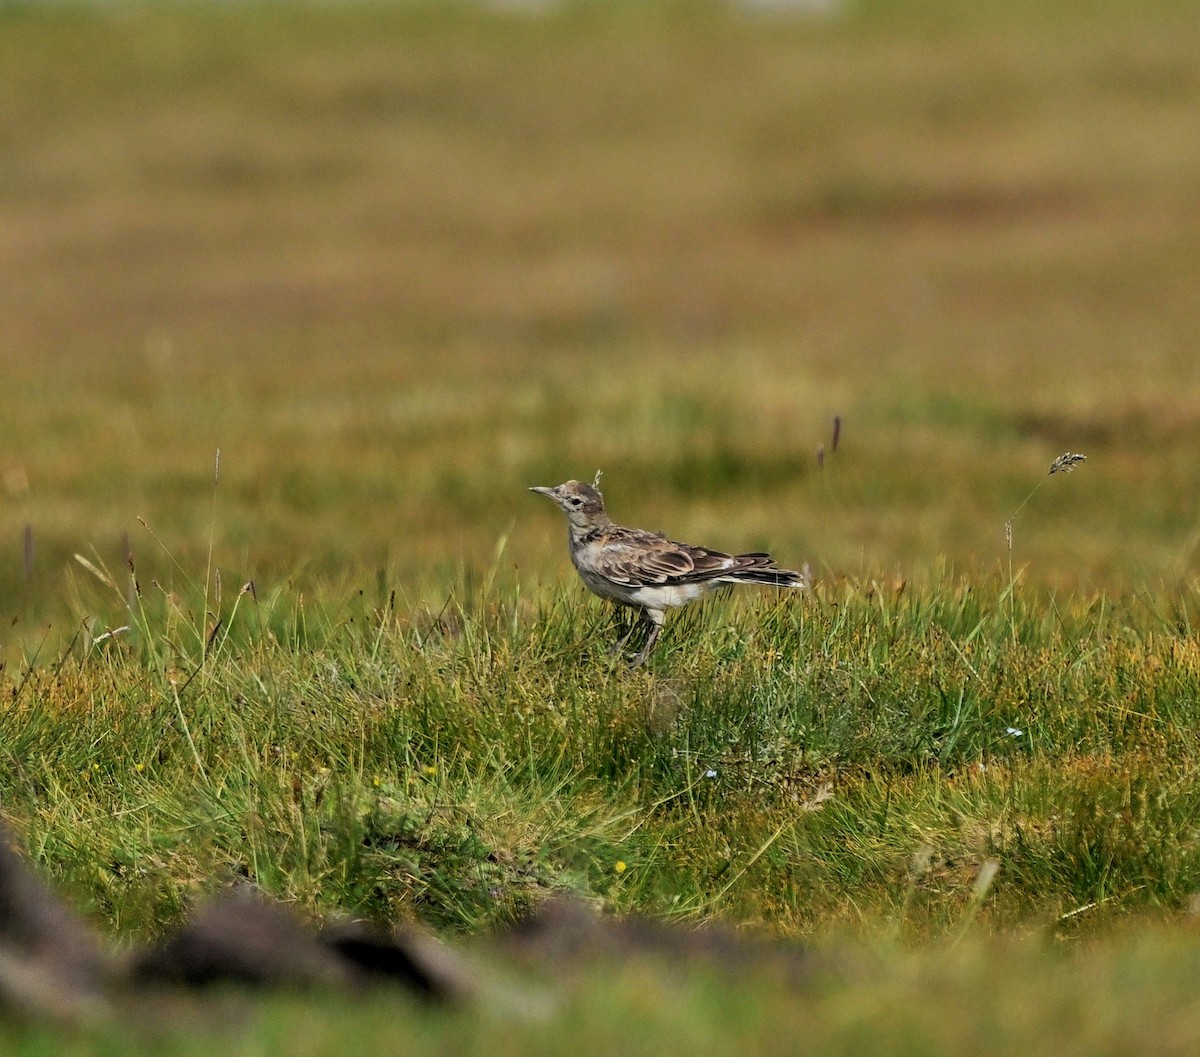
top-left (724, 556), bottom-right (810, 590)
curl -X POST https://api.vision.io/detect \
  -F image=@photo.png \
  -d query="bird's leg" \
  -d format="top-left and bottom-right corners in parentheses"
top-left (627, 614), bottom-right (663, 668)
top-left (607, 607), bottom-right (639, 656)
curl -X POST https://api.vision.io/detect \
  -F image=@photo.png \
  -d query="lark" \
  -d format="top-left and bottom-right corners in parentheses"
top-left (530, 478), bottom-right (807, 666)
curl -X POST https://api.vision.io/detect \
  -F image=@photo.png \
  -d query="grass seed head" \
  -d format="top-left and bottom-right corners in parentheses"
top-left (1048, 452), bottom-right (1087, 476)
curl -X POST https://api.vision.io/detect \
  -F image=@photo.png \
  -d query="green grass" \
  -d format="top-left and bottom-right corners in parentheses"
top-left (2, 0), bottom-right (1200, 1051)
top-left (8, 576), bottom-right (1200, 1049)
top-left (8, 573), bottom-right (1200, 940)
top-left (7, 930), bottom-right (1200, 1057)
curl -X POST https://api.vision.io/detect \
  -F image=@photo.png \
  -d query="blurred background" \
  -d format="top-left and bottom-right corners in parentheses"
top-left (2, 0), bottom-right (1199, 639)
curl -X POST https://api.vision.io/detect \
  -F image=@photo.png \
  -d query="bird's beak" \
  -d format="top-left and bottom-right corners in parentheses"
top-left (528, 486), bottom-right (556, 498)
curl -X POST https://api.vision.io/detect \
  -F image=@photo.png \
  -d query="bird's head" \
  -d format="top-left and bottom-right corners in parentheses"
top-left (528, 479), bottom-right (608, 529)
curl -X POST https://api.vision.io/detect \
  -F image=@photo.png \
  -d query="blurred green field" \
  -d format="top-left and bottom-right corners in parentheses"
top-left (3, 0), bottom-right (1199, 645)
top-left (11, 928), bottom-right (1200, 1057)
top-left (3, 1), bottom-right (1200, 1052)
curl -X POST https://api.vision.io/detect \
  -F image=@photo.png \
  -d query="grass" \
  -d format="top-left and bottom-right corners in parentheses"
top-left (2, 0), bottom-right (1200, 1051)
top-left (2, 0), bottom-right (1200, 617)
top-left (10, 569), bottom-right (1200, 942)
top-left (14, 568), bottom-right (1200, 931)
top-left (0, 932), bottom-right (1179, 1055)
top-left (8, 930), bottom-right (1200, 1057)
top-left (10, 574), bottom-right (1200, 1049)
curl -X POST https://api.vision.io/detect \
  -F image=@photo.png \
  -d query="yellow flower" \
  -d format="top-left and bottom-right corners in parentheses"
top-left (615, 860), bottom-right (627, 874)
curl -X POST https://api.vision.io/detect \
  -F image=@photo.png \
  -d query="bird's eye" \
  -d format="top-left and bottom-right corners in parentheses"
top-left (568, 497), bottom-right (582, 506)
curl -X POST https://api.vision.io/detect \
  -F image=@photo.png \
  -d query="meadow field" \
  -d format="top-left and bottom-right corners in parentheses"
top-left (2, 0), bottom-right (1200, 1052)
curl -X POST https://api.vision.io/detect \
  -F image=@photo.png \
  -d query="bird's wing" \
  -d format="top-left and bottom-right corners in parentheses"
top-left (594, 529), bottom-right (746, 587)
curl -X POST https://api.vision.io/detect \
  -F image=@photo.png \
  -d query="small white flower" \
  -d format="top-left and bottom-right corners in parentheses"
top-left (1005, 726), bottom-right (1024, 738)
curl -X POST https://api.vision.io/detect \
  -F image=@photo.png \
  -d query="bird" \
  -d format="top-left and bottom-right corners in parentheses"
top-left (529, 477), bottom-right (807, 666)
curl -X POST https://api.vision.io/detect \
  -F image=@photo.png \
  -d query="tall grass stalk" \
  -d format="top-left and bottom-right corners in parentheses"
top-left (1004, 452), bottom-right (1087, 637)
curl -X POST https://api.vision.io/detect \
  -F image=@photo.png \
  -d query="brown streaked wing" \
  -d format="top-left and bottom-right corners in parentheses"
top-left (596, 534), bottom-right (741, 587)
